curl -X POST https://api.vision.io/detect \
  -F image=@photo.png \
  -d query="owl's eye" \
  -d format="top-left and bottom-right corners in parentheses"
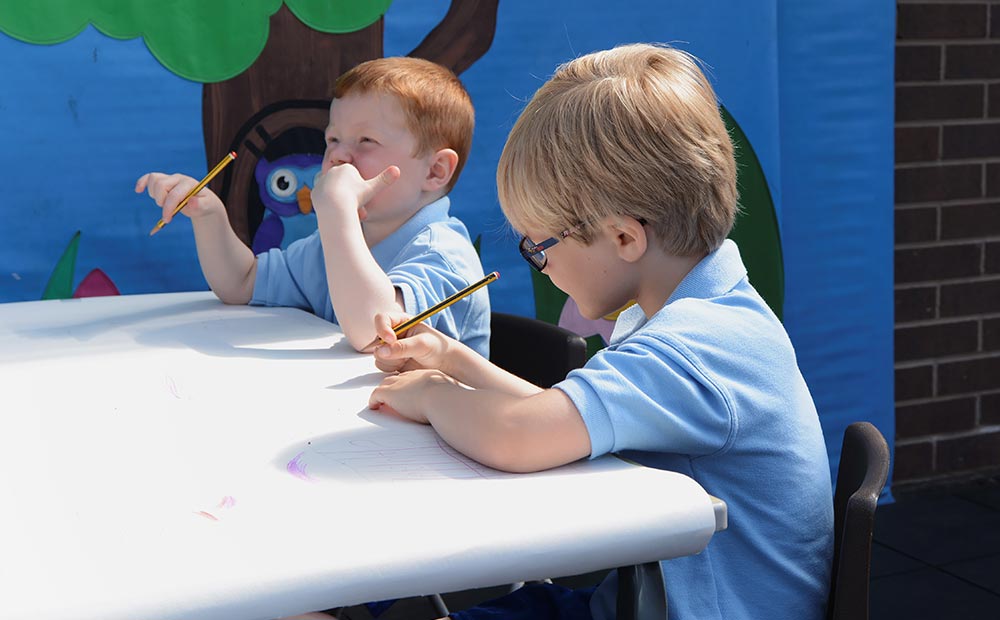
top-left (267, 168), bottom-right (299, 200)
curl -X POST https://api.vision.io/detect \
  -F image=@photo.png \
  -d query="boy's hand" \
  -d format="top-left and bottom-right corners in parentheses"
top-left (311, 163), bottom-right (400, 222)
top-left (368, 369), bottom-right (461, 424)
top-left (370, 311), bottom-right (454, 373)
top-left (135, 173), bottom-right (225, 223)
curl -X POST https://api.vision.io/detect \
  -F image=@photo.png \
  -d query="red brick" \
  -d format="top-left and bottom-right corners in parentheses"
top-left (985, 318), bottom-right (1000, 351)
top-left (896, 126), bottom-right (940, 163)
top-left (898, 4), bottom-right (987, 39)
top-left (988, 164), bottom-right (1000, 197)
top-left (983, 393), bottom-right (1000, 425)
top-left (897, 365), bottom-right (934, 401)
top-left (895, 321), bottom-right (980, 362)
top-left (943, 123), bottom-right (1000, 159)
top-left (893, 442), bottom-right (935, 481)
top-left (896, 397), bottom-right (976, 438)
top-left (941, 278), bottom-right (1000, 316)
top-left (936, 431), bottom-right (1000, 474)
top-left (895, 244), bottom-right (982, 283)
top-left (945, 44), bottom-right (1000, 79)
top-left (938, 356), bottom-right (1000, 395)
top-left (896, 206), bottom-right (938, 243)
top-left (895, 286), bottom-right (937, 322)
top-left (940, 202), bottom-right (1000, 239)
top-left (897, 84), bottom-right (984, 122)
top-left (896, 45), bottom-right (942, 81)
top-left (987, 242), bottom-right (1000, 274)
top-left (896, 164), bottom-right (982, 204)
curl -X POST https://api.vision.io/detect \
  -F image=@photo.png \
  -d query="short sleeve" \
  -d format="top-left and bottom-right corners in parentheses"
top-left (555, 336), bottom-right (735, 459)
top-left (250, 231), bottom-right (333, 320)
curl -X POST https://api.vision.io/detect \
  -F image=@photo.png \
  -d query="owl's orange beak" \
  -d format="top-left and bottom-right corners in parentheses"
top-left (297, 187), bottom-right (313, 214)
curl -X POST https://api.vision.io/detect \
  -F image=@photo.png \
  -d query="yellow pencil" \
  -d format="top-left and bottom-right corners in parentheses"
top-left (366, 271), bottom-right (499, 349)
top-left (149, 151), bottom-right (237, 236)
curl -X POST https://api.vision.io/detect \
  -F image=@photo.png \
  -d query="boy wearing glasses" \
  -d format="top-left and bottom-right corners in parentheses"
top-left (368, 43), bottom-right (832, 620)
top-left (136, 57), bottom-right (489, 355)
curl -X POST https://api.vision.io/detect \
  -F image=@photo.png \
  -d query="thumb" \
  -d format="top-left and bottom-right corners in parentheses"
top-left (362, 165), bottom-right (400, 200)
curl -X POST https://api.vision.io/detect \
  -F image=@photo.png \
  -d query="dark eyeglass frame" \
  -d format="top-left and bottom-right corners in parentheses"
top-left (518, 218), bottom-right (646, 272)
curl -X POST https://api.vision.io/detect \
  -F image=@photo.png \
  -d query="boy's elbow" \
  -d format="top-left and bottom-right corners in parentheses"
top-left (473, 433), bottom-right (548, 474)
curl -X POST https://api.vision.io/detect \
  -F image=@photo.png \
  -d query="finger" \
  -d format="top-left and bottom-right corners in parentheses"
top-left (161, 181), bottom-right (196, 220)
top-left (374, 353), bottom-right (406, 374)
top-left (376, 333), bottom-right (434, 362)
top-left (374, 312), bottom-right (413, 344)
top-left (360, 165), bottom-right (400, 203)
top-left (135, 174), bottom-right (151, 193)
top-left (370, 165), bottom-right (400, 190)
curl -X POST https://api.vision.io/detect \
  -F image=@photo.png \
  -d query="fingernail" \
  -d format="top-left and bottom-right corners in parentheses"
top-left (375, 345), bottom-right (388, 357)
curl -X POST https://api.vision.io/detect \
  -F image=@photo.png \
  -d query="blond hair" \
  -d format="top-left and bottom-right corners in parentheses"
top-left (497, 43), bottom-right (737, 256)
top-left (335, 57), bottom-right (474, 191)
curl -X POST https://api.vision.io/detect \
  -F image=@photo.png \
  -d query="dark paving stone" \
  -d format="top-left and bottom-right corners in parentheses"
top-left (871, 567), bottom-right (1000, 620)
top-left (942, 554), bottom-right (1000, 596)
top-left (873, 495), bottom-right (1000, 565)
top-left (954, 478), bottom-right (1000, 511)
top-left (871, 541), bottom-right (925, 578)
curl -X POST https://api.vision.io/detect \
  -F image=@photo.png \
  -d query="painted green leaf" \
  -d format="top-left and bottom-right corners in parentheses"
top-left (722, 107), bottom-right (784, 320)
top-left (41, 230), bottom-right (80, 300)
top-left (0, 0), bottom-right (391, 83)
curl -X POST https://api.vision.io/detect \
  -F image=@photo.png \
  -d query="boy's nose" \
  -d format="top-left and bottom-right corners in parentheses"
top-left (327, 143), bottom-right (352, 166)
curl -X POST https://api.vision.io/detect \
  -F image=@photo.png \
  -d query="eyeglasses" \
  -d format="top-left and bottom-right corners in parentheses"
top-left (518, 225), bottom-right (581, 273)
top-left (518, 218), bottom-right (646, 272)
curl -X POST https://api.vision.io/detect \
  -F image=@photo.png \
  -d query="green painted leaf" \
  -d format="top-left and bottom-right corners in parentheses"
top-left (0, 0), bottom-right (391, 83)
top-left (287, 0), bottom-right (392, 34)
top-left (42, 230), bottom-right (81, 300)
top-left (722, 107), bottom-right (784, 320)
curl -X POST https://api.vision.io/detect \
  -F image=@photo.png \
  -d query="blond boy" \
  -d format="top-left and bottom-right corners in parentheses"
top-left (369, 44), bottom-right (833, 620)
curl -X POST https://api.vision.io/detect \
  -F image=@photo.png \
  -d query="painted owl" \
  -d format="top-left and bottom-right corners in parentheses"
top-left (251, 153), bottom-right (322, 254)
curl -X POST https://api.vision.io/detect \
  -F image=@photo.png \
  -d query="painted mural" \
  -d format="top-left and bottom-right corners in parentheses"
top-left (0, 0), bottom-right (895, 485)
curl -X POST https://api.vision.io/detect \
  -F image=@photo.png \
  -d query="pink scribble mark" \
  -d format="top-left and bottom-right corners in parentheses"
top-left (287, 452), bottom-right (313, 482)
top-left (194, 497), bottom-right (236, 522)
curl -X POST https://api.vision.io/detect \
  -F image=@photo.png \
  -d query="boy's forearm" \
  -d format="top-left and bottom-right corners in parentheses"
top-left (439, 343), bottom-right (543, 397)
top-left (319, 218), bottom-right (400, 350)
top-left (420, 385), bottom-right (588, 473)
top-left (190, 209), bottom-right (256, 304)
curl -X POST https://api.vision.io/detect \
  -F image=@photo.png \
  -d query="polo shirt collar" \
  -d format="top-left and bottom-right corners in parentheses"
top-left (370, 196), bottom-right (451, 267)
top-left (610, 239), bottom-right (747, 344)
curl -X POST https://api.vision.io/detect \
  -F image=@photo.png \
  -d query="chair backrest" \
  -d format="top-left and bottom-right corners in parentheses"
top-left (489, 312), bottom-right (588, 388)
top-left (827, 421), bottom-right (890, 620)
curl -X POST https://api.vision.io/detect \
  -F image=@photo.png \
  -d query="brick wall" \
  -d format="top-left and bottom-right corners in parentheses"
top-left (894, 0), bottom-right (1000, 489)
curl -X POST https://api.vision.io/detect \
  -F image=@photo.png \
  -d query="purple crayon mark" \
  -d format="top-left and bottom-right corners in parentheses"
top-left (287, 452), bottom-right (312, 482)
top-left (165, 375), bottom-right (180, 399)
top-left (217, 496), bottom-right (236, 509)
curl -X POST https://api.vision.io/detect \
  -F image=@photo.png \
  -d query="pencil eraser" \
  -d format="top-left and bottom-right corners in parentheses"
top-left (229, 151), bottom-right (238, 159)
top-left (492, 271), bottom-right (500, 279)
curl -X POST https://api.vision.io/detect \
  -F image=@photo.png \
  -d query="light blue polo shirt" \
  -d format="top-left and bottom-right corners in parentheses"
top-left (251, 197), bottom-right (490, 358)
top-left (556, 240), bottom-right (833, 620)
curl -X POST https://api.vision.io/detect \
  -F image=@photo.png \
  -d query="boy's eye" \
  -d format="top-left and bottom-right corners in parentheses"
top-left (326, 136), bottom-right (338, 144)
top-left (360, 137), bottom-right (376, 144)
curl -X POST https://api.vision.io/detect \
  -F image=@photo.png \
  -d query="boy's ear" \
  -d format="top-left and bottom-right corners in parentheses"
top-left (423, 148), bottom-right (459, 192)
top-left (607, 216), bottom-right (648, 263)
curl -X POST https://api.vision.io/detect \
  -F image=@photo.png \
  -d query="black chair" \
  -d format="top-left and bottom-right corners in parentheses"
top-left (827, 421), bottom-right (890, 620)
top-left (489, 312), bottom-right (589, 388)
